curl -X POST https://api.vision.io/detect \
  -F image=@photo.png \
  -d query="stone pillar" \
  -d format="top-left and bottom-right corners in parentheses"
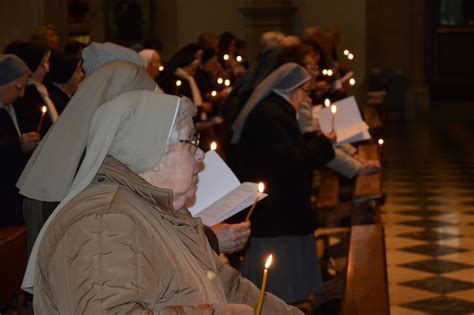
top-left (405, 0), bottom-right (430, 120)
top-left (152, 0), bottom-right (178, 60)
top-left (239, 0), bottom-right (297, 62)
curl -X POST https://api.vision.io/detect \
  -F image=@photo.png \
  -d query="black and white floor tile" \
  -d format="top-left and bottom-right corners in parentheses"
top-left (381, 105), bottom-right (474, 314)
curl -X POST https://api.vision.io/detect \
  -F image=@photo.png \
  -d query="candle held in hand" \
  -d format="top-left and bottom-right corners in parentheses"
top-left (324, 98), bottom-right (331, 107)
top-left (36, 105), bottom-right (47, 133)
top-left (245, 182), bottom-right (265, 221)
top-left (255, 254), bottom-right (273, 315)
top-left (378, 138), bottom-right (384, 160)
top-left (175, 80), bottom-right (182, 95)
top-left (210, 141), bottom-right (217, 151)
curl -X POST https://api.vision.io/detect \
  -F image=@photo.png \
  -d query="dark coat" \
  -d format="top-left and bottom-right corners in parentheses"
top-left (235, 93), bottom-right (335, 237)
top-left (0, 108), bottom-right (29, 226)
top-left (13, 85), bottom-right (53, 137)
top-left (160, 73), bottom-right (193, 100)
top-left (44, 81), bottom-right (70, 115)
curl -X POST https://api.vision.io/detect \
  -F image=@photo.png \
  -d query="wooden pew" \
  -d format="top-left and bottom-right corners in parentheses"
top-left (0, 226), bottom-right (28, 313)
top-left (363, 91), bottom-right (386, 139)
top-left (353, 144), bottom-right (383, 223)
top-left (341, 224), bottom-right (390, 315)
top-left (315, 170), bottom-right (354, 227)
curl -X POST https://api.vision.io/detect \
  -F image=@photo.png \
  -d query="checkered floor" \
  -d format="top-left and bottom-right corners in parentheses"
top-left (381, 107), bottom-right (474, 314)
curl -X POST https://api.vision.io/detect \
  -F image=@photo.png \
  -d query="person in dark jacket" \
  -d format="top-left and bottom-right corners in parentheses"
top-left (7, 41), bottom-right (56, 137)
top-left (231, 63), bottom-right (335, 303)
top-left (44, 50), bottom-right (84, 114)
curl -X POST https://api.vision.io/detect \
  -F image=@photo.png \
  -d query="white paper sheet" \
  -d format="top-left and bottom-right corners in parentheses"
top-left (314, 96), bottom-right (371, 146)
top-left (187, 150), bottom-right (267, 226)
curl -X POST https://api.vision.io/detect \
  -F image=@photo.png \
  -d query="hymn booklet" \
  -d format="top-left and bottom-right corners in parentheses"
top-left (187, 150), bottom-right (267, 226)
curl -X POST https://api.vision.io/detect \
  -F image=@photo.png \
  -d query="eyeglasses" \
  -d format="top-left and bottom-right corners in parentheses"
top-left (179, 132), bottom-right (200, 153)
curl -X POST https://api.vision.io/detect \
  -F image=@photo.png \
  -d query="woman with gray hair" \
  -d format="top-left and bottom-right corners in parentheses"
top-left (24, 91), bottom-right (302, 314)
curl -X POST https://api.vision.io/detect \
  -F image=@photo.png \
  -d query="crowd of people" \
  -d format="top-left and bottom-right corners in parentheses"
top-left (0, 24), bottom-right (380, 314)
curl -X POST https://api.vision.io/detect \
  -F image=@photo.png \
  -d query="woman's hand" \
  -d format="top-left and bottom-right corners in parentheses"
top-left (322, 130), bottom-right (337, 144)
top-left (211, 221), bottom-right (251, 254)
top-left (358, 160), bottom-right (381, 175)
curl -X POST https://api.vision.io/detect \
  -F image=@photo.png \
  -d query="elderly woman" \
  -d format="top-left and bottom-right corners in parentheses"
top-left (138, 48), bottom-right (162, 80)
top-left (23, 91), bottom-right (301, 314)
top-left (232, 63), bottom-right (335, 303)
top-left (7, 41), bottom-right (57, 136)
top-left (0, 54), bottom-right (38, 226)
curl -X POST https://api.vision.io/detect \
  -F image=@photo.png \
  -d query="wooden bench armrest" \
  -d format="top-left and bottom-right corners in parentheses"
top-left (341, 224), bottom-right (390, 315)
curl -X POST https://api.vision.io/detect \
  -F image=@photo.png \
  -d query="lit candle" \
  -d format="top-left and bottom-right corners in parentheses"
top-left (236, 55), bottom-right (242, 62)
top-left (322, 69), bottom-right (328, 76)
top-left (324, 98), bottom-right (331, 107)
top-left (378, 138), bottom-right (384, 159)
top-left (327, 69), bottom-right (333, 76)
top-left (223, 54), bottom-right (230, 61)
top-left (210, 141), bottom-right (217, 151)
top-left (349, 78), bottom-right (356, 86)
top-left (331, 104), bottom-right (337, 132)
top-left (158, 65), bottom-right (164, 72)
top-left (343, 49), bottom-right (350, 56)
top-left (224, 79), bottom-right (231, 87)
top-left (255, 254), bottom-right (273, 315)
top-left (348, 53), bottom-right (354, 60)
top-left (245, 182), bottom-right (265, 221)
top-left (211, 90), bottom-right (217, 98)
top-left (36, 105), bottom-right (47, 133)
top-left (217, 77), bottom-right (223, 85)
top-left (175, 80), bottom-right (182, 95)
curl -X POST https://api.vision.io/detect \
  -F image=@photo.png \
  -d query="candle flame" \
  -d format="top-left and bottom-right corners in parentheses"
top-left (324, 99), bottom-right (331, 107)
top-left (348, 53), bottom-right (354, 60)
top-left (343, 49), bottom-right (350, 56)
top-left (258, 182), bottom-right (265, 193)
top-left (378, 139), bottom-right (384, 145)
top-left (223, 54), bottom-right (229, 61)
top-left (176, 80), bottom-right (182, 87)
top-left (236, 55), bottom-right (242, 62)
top-left (217, 77), bottom-right (223, 84)
top-left (349, 78), bottom-right (356, 86)
top-left (265, 254), bottom-right (273, 269)
top-left (210, 141), bottom-right (217, 151)
top-left (211, 90), bottom-right (217, 97)
top-left (331, 104), bottom-right (337, 114)
top-left (158, 65), bottom-right (164, 71)
top-left (327, 69), bottom-right (333, 76)
top-left (224, 79), bottom-right (231, 87)
top-left (41, 105), bottom-right (47, 114)
top-left (322, 69), bottom-right (328, 75)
